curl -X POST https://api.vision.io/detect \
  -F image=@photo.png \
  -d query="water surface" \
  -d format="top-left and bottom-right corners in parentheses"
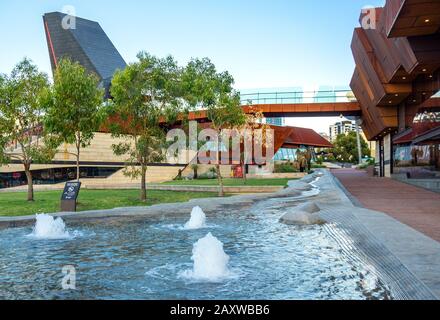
top-left (0, 195), bottom-right (391, 300)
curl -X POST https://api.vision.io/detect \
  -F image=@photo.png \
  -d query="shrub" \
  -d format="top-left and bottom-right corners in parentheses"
top-left (198, 172), bottom-right (217, 180)
top-left (315, 156), bottom-right (324, 165)
top-left (275, 162), bottom-right (299, 173)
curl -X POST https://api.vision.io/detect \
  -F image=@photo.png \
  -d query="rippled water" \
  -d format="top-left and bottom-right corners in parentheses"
top-left (0, 194), bottom-right (391, 300)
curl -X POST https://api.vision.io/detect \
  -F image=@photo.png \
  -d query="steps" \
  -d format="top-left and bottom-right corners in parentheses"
top-left (78, 165), bottom-right (185, 188)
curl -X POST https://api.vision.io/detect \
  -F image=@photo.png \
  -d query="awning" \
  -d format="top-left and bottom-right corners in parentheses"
top-left (413, 126), bottom-right (440, 145)
top-left (284, 126), bottom-right (333, 148)
top-left (393, 128), bottom-right (414, 145)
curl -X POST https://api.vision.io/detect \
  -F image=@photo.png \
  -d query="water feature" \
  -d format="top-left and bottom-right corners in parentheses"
top-left (184, 206), bottom-right (207, 230)
top-left (0, 184), bottom-right (392, 300)
top-left (180, 233), bottom-right (233, 282)
top-left (27, 214), bottom-right (74, 240)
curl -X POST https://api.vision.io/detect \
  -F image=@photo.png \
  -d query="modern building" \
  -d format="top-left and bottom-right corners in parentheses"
top-left (43, 12), bottom-right (127, 97)
top-left (266, 118), bottom-right (285, 127)
top-left (329, 121), bottom-right (357, 142)
top-left (272, 126), bottom-right (333, 161)
top-left (350, 0), bottom-right (440, 178)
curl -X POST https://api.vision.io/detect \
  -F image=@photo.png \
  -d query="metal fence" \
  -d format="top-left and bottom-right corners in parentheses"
top-left (240, 89), bottom-right (357, 105)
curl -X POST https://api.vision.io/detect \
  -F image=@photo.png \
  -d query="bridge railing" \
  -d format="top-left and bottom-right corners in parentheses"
top-left (240, 89), bottom-right (357, 105)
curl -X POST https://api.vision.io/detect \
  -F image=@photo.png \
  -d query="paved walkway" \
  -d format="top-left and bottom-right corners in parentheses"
top-left (332, 169), bottom-right (440, 243)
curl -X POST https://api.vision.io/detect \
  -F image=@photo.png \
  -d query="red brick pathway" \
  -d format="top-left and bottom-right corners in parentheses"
top-left (332, 169), bottom-right (440, 242)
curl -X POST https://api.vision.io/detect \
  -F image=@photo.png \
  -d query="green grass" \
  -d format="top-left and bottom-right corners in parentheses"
top-left (0, 189), bottom-right (220, 217)
top-left (162, 178), bottom-right (291, 187)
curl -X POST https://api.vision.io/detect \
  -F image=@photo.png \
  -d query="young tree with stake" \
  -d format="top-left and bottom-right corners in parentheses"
top-left (0, 58), bottom-right (56, 201)
top-left (182, 58), bottom-right (246, 196)
top-left (109, 52), bottom-right (182, 202)
top-left (44, 58), bottom-right (104, 182)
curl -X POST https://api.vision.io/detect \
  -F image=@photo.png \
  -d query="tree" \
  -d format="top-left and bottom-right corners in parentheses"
top-left (236, 107), bottom-right (269, 183)
top-left (44, 58), bottom-right (104, 181)
top-left (109, 52), bottom-right (182, 202)
top-left (332, 131), bottom-right (370, 163)
top-left (0, 58), bottom-right (55, 201)
top-left (182, 58), bottom-right (246, 196)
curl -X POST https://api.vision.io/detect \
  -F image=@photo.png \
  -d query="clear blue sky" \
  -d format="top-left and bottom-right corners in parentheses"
top-left (0, 0), bottom-right (385, 133)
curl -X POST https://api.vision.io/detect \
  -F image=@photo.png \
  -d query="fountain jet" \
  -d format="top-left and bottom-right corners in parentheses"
top-left (181, 233), bottom-right (232, 282)
top-left (184, 206), bottom-right (207, 230)
top-left (28, 214), bottom-right (72, 239)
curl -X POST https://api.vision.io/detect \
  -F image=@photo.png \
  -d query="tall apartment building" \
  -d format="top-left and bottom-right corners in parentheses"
top-left (329, 121), bottom-right (357, 142)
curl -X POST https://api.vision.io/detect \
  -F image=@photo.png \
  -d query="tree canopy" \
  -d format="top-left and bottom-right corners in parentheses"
top-left (332, 131), bottom-right (370, 163)
top-left (44, 58), bottom-right (105, 181)
top-left (109, 52), bottom-right (184, 201)
top-left (182, 58), bottom-right (246, 196)
top-left (0, 58), bottom-right (55, 200)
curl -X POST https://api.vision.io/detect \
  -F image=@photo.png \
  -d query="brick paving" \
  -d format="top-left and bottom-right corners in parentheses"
top-left (332, 169), bottom-right (440, 243)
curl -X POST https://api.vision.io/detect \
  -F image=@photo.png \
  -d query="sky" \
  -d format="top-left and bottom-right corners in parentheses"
top-left (0, 0), bottom-right (385, 133)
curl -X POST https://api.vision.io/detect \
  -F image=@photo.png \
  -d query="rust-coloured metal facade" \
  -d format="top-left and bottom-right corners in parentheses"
top-left (350, 0), bottom-right (440, 141)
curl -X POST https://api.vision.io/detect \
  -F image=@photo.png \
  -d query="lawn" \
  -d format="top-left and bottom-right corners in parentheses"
top-left (0, 189), bottom-right (220, 217)
top-left (162, 178), bottom-right (291, 187)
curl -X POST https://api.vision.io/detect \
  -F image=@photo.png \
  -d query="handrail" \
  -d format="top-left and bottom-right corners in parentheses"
top-left (239, 89), bottom-right (357, 105)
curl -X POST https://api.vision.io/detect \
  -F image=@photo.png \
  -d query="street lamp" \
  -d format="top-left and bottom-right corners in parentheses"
top-left (344, 116), bottom-right (364, 165)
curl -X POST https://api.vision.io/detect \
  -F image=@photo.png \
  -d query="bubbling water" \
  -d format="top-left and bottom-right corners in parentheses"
top-left (180, 233), bottom-right (233, 282)
top-left (27, 214), bottom-right (72, 240)
top-left (184, 206), bottom-right (207, 230)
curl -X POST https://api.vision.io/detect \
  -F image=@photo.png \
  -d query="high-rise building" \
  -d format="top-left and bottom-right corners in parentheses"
top-left (43, 12), bottom-right (127, 97)
top-left (329, 121), bottom-right (357, 142)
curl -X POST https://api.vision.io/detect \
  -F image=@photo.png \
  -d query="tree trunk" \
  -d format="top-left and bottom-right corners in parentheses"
top-left (216, 164), bottom-right (224, 197)
top-left (140, 164), bottom-right (147, 202)
top-left (194, 167), bottom-right (198, 180)
top-left (242, 163), bottom-right (247, 184)
top-left (76, 138), bottom-right (81, 182)
top-left (24, 163), bottom-right (34, 202)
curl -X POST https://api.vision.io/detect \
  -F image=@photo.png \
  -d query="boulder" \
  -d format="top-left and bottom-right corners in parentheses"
top-left (280, 202), bottom-right (326, 225)
top-left (286, 181), bottom-right (313, 191)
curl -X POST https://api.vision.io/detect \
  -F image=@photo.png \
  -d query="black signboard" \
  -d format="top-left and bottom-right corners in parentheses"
top-left (62, 182), bottom-right (81, 200)
top-left (60, 182), bottom-right (81, 212)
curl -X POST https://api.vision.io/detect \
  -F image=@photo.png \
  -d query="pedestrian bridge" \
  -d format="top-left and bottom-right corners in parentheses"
top-left (240, 89), bottom-right (361, 118)
top-left (186, 89), bottom-right (362, 122)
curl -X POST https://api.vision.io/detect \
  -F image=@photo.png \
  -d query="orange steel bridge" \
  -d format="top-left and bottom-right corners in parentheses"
top-left (185, 89), bottom-right (362, 122)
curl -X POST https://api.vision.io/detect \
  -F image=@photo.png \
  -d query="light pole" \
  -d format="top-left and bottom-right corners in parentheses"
top-left (344, 115), bottom-right (364, 165)
top-left (355, 118), bottom-right (363, 165)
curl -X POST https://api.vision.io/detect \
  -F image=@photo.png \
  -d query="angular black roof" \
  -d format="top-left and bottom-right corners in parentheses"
top-left (43, 12), bottom-right (126, 94)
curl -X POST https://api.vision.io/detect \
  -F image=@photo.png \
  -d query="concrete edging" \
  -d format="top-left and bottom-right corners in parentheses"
top-left (0, 184), bottom-right (284, 194)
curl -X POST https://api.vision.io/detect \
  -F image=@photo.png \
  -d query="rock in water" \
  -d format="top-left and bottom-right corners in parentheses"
top-left (280, 202), bottom-right (325, 225)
